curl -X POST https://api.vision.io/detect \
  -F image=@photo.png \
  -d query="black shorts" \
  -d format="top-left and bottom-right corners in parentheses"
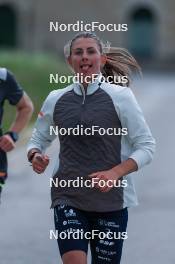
top-left (54, 204), bottom-right (128, 264)
top-left (0, 148), bottom-right (8, 182)
top-left (0, 177), bottom-right (6, 201)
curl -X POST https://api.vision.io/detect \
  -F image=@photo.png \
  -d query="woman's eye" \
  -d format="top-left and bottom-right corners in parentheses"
top-left (74, 49), bottom-right (96, 55)
top-left (75, 50), bottom-right (82, 55)
top-left (88, 49), bottom-right (96, 54)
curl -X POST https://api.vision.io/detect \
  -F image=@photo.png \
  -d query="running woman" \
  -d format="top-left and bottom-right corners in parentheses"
top-left (0, 68), bottom-right (33, 202)
top-left (27, 32), bottom-right (155, 264)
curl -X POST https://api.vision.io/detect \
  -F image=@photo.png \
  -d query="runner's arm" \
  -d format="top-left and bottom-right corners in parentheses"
top-left (27, 92), bottom-right (57, 161)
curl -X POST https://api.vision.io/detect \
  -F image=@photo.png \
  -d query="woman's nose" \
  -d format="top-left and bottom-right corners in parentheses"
top-left (82, 51), bottom-right (88, 60)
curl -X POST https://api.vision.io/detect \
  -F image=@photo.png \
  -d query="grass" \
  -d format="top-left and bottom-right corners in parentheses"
top-left (0, 50), bottom-right (71, 131)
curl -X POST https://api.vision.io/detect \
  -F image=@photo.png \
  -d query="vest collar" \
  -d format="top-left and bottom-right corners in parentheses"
top-left (73, 73), bottom-right (103, 96)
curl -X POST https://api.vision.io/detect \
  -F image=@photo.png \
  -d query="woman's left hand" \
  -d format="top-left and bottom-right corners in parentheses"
top-left (88, 168), bottom-right (120, 193)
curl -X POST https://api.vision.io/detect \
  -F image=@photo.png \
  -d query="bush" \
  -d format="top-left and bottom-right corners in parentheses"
top-left (0, 50), bottom-right (70, 130)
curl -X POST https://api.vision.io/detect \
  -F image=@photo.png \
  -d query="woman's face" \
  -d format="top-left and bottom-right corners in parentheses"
top-left (68, 38), bottom-right (106, 78)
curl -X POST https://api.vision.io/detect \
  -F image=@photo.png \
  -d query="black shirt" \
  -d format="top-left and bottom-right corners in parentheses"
top-left (0, 68), bottom-right (23, 176)
top-left (0, 68), bottom-right (23, 126)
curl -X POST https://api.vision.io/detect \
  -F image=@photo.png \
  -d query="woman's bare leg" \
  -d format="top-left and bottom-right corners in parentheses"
top-left (62, 250), bottom-right (87, 264)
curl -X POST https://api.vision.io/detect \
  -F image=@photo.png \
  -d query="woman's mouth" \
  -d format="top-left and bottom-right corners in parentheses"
top-left (80, 64), bottom-right (92, 71)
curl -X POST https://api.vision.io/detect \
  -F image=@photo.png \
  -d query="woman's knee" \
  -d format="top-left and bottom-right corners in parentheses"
top-left (62, 250), bottom-right (87, 264)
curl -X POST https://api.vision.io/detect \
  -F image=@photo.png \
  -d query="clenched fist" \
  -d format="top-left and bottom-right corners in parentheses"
top-left (0, 135), bottom-right (15, 152)
top-left (32, 153), bottom-right (50, 174)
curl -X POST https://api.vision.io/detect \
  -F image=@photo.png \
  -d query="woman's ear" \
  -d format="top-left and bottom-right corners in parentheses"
top-left (67, 56), bottom-right (72, 67)
top-left (66, 56), bottom-right (74, 73)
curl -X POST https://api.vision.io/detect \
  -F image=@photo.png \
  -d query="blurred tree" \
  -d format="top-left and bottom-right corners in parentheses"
top-left (0, 4), bottom-right (17, 48)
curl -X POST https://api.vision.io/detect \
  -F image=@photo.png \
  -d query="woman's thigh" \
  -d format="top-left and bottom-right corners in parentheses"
top-left (54, 204), bottom-right (90, 259)
top-left (90, 208), bottom-right (128, 264)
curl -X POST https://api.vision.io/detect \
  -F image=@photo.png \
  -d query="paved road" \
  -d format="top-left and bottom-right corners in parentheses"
top-left (0, 73), bottom-right (175, 264)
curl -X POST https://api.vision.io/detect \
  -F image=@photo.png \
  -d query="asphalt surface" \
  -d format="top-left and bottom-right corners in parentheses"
top-left (0, 73), bottom-right (175, 264)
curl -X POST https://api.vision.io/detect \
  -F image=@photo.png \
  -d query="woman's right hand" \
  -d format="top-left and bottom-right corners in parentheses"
top-left (32, 153), bottom-right (49, 174)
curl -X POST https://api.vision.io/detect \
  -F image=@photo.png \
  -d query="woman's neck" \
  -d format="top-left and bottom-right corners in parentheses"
top-left (79, 72), bottom-right (101, 89)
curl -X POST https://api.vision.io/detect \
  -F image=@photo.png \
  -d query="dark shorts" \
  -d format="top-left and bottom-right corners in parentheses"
top-left (0, 129), bottom-right (8, 202)
top-left (0, 147), bottom-right (8, 201)
top-left (54, 204), bottom-right (128, 264)
top-left (0, 149), bottom-right (8, 180)
top-left (0, 177), bottom-right (6, 201)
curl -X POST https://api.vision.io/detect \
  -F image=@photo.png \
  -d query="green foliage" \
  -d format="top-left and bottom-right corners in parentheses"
top-left (0, 50), bottom-right (71, 130)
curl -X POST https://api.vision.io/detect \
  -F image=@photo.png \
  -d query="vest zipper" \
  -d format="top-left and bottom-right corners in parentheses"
top-left (79, 84), bottom-right (86, 104)
top-left (79, 82), bottom-right (102, 104)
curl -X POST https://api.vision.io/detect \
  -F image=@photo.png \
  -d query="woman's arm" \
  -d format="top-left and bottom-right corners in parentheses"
top-left (27, 91), bottom-right (57, 173)
top-left (118, 88), bottom-right (156, 169)
top-left (89, 158), bottom-right (137, 192)
top-left (89, 87), bottom-right (155, 192)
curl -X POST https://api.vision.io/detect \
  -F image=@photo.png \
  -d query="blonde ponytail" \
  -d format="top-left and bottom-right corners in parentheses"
top-left (102, 47), bottom-right (141, 86)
